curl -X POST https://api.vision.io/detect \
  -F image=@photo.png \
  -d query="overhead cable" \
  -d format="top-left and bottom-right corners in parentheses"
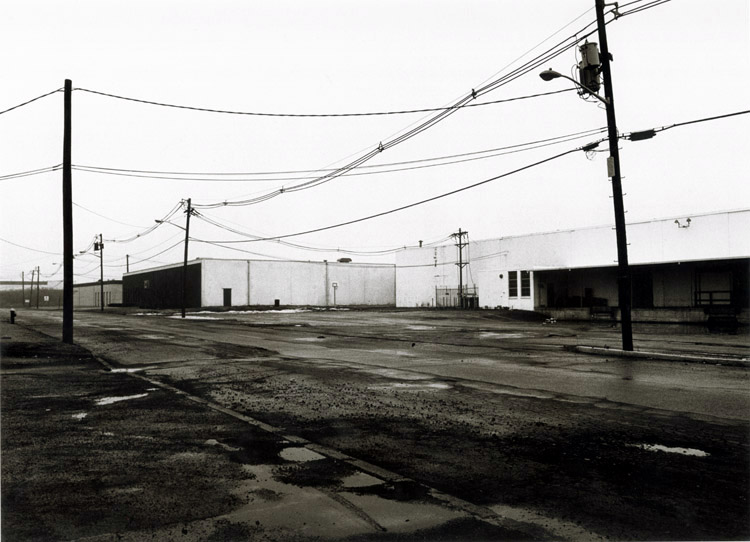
top-left (622, 109), bottom-right (750, 140)
top-left (193, 143), bottom-right (590, 243)
top-left (72, 127), bottom-right (605, 182)
top-left (73, 87), bottom-right (575, 118)
top-left (0, 237), bottom-right (61, 255)
top-left (0, 88), bottom-right (63, 116)
top-left (0, 165), bottom-right (61, 181)
top-left (192, 210), bottom-right (453, 255)
top-left (192, 18), bottom-right (603, 209)
top-left (104, 202), bottom-right (184, 243)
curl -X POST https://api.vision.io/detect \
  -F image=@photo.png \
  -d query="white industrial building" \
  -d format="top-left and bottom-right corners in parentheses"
top-left (73, 280), bottom-right (123, 308)
top-left (396, 209), bottom-right (750, 323)
top-left (123, 258), bottom-right (395, 309)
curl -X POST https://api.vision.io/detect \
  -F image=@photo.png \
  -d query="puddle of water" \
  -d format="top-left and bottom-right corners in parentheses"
top-left (140, 334), bottom-right (169, 340)
top-left (278, 446), bottom-right (326, 463)
top-left (167, 315), bottom-right (220, 320)
top-left (205, 438), bottom-right (241, 452)
top-left (341, 472), bottom-right (384, 489)
top-left (367, 349), bottom-right (416, 358)
top-left (366, 368), bottom-right (431, 381)
top-left (479, 332), bottom-right (528, 339)
top-left (405, 325), bottom-right (436, 331)
top-left (633, 443), bottom-right (709, 457)
top-left (110, 366), bottom-right (156, 373)
top-left (71, 412), bottom-right (87, 420)
top-left (95, 393), bottom-right (148, 406)
top-left (368, 382), bottom-right (452, 392)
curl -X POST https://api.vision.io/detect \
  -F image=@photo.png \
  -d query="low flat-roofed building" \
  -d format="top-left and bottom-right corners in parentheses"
top-left (73, 280), bottom-right (123, 308)
top-left (123, 258), bottom-right (396, 309)
top-left (396, 209), bottom-right (750, 324)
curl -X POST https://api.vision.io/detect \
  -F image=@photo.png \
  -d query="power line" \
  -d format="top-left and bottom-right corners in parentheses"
top-left (192, 144), bottom-right (588, 243)
top-left (0, 165), bottom-right (61, 181)
top-left (192, 210), bottom-right (453, 255)
top-left (73, 87), bottom-right (576, 118)
top-left (0, 88), bottom-right (63, 116)
top-left (0, 237), bottom-right (61, 256)
top-left (104, 202), bottom-right (184, 243)
top-left (71, 127), bottom-right (605, 182)
top-left (192, 18), bottom-right (602, 209)
top-left (616, 0), bottom-right (672, 18)
top-left (622, 109), bottom-right (750, 140)
top-left (73, 202), bottom-right (149, 228)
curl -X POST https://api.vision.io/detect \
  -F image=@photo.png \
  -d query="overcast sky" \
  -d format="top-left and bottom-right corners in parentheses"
top-left (2, 0), bottom-right (748, 285)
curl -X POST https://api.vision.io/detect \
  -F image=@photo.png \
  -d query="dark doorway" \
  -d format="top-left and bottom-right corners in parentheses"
top-left (223, 288), bottom-right (232, 307)
top-left (632, 270), bottom-right (654, 308)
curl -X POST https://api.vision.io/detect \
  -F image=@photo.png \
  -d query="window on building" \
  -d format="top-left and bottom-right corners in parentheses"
top-left (143, 280), bottom-right (150, 289)
top-left (509, 271), bottom-right (518, 297)
top-left (521, 270), bottom-right (531, 297)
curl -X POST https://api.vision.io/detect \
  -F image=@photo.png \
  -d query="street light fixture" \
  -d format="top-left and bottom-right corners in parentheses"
top-left (538, 69), bottom-right (610, 105)
top-left (538, 3), bottom-right (633, 352)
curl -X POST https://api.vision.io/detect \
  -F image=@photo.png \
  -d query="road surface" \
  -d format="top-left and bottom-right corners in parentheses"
top-left (14, 307), bottom-right (750, 540)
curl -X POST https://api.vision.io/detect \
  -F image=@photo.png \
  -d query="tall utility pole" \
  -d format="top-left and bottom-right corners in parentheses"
top-left (451, 229), bottom-right (469, 308)
top-left (36, 266), bottom-right (41, 309)
top-left (126, 254), bottom-right (130, 273)
top-left (21, 271), bottom-right (25, 307)
top-left (181, 198), bottom-right (192, 318)
top-left (96, 234), bottom-right (104, 311)
top-left (29, 268), bottom-right (35, 308)
top-left (595, 0), bottom-right (633, 351)
top-left (62, 79), bottom-right (73, 343)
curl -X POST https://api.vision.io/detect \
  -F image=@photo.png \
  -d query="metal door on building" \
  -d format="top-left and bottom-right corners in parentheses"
top-left (223, 288), bottom-right (232, 307)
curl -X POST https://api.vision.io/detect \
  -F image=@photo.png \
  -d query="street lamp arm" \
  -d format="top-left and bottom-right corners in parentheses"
top-left (539, 69), bottom-right (610, 106)
top-left (155, 219), bottom-right (186, 231)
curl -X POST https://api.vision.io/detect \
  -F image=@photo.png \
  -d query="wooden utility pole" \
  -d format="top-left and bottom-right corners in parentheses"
top-left (21, 271), bottom-right (25, 307)
top-left (181, 198), bottom-right (192, 318)
top-left (62, 79), bottom-right (73, 343)
top-left (98, 234), bottom-right (104, 311)
top-left (29, 268), bottom-right (35, 308)
top-left (36, 266), bottom-right (41, 309)
top-left (452, 229), bottom-right (469, 308)
top-left (595, 0), bottom-right (633, 350)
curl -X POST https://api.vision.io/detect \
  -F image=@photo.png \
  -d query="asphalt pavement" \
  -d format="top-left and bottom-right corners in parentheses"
top-left (1, 319), bottom-right (553, 541)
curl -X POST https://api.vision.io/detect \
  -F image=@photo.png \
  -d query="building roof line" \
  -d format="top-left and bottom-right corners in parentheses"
top-left (461, 208), bottom-right (750, 246)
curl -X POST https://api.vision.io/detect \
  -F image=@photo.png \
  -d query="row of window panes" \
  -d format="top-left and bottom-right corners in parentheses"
top-left (508, 270), bottom-right (530, 297)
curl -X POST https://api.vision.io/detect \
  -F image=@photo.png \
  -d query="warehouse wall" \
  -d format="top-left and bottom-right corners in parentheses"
top-left (72, 282), bottom-right (123, 308)
top-left (195, 259), bottom-right (395, 307)
top-left (202, 259), bottom-right (249, 307)
top-left (326, 263), bottom-right (395, 306)
top-left (395, 210), bottom-right (750, 309)
top-left (123, 262), bottom-right (201, 309)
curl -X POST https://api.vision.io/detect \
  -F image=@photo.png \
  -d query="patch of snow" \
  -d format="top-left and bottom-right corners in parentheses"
top-left (72, 412), bottom-right (88, 420)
